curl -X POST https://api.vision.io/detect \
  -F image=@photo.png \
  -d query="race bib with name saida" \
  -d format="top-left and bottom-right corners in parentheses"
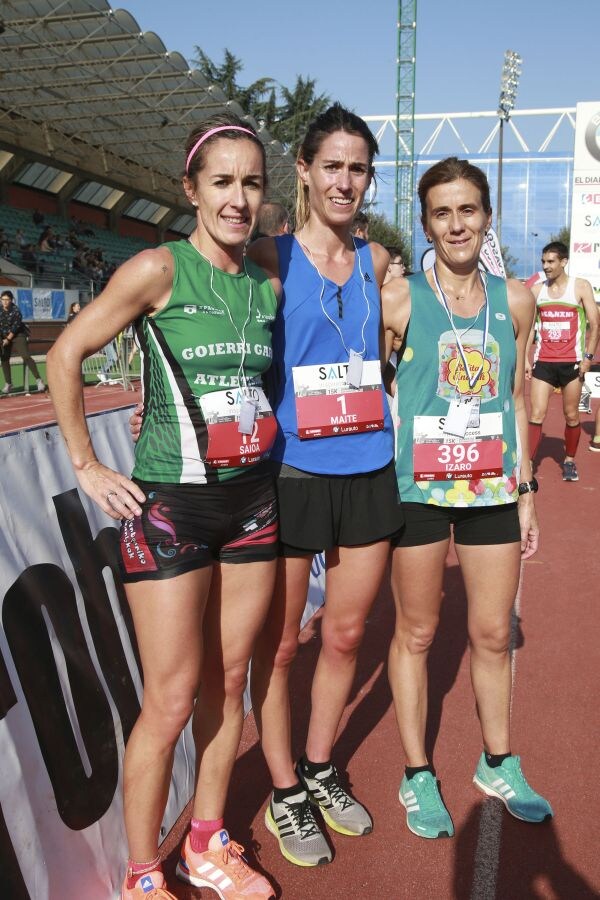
top-left (292, 360), bottom-right (384, 439)
top-left (199, 386), bottom-right (276, 467)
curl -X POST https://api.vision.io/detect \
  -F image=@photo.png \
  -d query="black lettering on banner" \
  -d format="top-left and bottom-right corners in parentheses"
top-left (0, 802), bottom-right (30, 899)
top-left (53, 490), bottom-right (142, 743)
top-left (0, 645), bottom-right (17, 720)
top-left (2, 564), bottom-right (118, 829)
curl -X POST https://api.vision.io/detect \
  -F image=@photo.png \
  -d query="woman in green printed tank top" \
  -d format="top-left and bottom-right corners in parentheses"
top-left (48, 115), bottom-right (280, 899)
top-left (381, 158), bottom-right (552, 838)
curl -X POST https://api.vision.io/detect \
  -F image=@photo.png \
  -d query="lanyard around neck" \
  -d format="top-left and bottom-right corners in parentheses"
top-left (432, 265), bottom-right (490, 392)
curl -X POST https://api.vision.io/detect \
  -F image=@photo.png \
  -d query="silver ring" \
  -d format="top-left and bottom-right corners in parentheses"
top-left (106, 491), bottom-right (117, 504)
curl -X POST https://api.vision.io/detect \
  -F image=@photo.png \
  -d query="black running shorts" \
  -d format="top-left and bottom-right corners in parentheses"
top-left (391, 501), bottom-right (521, 548)
top-left (119, 467), bottom-right (278, 582)
top-left (272, 459), bottom-right (404, 556)
top-left (532, 360), bottom-right (580, 389)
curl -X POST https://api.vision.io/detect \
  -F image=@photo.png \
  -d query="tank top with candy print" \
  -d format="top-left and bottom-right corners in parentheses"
top-left (394, 271), bottom-right (520, 507)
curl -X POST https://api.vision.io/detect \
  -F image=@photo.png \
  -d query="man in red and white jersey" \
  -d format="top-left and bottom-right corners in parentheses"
top-left (526, 241), bottom-right (599, 481)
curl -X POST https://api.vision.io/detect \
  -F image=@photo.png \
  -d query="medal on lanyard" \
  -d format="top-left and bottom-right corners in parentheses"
top-left (347, 349), bottom-right (363, 388)
top-left (238, 394), bottom-right (258, 434)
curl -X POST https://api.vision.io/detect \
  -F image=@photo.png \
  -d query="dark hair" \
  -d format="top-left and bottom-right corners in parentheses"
top-left (295, 103), bottom-right (379, 228)
top-left (184, 112), bottom-right (267, 185)
top-left (418, 157), bottom-right (492, 228)
top-left (352, 211), bottom-right (369, 231)
top-left (386, 246), bottom-right (403, 261)
top-left (1, 289), bottom-right (14, 301)
top-left (542, 241), bottom-right (569, 260)
top-left (256, 201), bottom-right (289, 237)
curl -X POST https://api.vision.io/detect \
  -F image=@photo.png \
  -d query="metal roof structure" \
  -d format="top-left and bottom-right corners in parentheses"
top-left (0, 0), bottom-right (297, 225)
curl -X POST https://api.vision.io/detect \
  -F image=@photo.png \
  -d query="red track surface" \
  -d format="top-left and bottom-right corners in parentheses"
top-left (2, 387), bottom-right (598, 898)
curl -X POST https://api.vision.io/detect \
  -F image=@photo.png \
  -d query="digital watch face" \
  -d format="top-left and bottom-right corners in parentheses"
top-left (585, 111), bottom-right (600, 163)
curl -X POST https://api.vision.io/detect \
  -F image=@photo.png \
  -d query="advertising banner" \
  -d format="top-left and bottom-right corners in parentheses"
top-left (570, 102), bottom-right (600, 303)
top-left (0, 409), bottom-right (326, 899)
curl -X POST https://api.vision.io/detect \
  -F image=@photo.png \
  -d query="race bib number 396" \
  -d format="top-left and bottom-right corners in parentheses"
top-left (292, 360), bottom-right (384, 439)
top-left (413, 413), bottom-right (503, 481)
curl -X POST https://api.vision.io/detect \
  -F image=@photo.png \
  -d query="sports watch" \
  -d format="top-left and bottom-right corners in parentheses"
top-left (584, 353), bottom-right (594, 361)
top-left (517, 478), bottom-right (539, 495)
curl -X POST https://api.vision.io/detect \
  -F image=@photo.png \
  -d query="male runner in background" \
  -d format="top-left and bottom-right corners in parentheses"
top-left (526, 241), bottom-right (599, 481)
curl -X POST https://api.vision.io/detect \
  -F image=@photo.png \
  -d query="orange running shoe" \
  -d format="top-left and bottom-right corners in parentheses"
top-left (120, 870), bottom-right (177, 899)
top-left (176, 829), bottom-right (275, 899)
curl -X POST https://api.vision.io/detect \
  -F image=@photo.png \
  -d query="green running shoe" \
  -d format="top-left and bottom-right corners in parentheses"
top-left (473, 754), bottom-right (553, 823)
top-left (399, 771), bottom-right (454, 839)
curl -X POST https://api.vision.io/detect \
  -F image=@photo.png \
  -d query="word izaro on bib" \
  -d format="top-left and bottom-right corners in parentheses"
top-left (414, 266), bottom-right (503, 482)
top-left (292, 239), bottom-right (384, 439)
top-left (190, 241), bottom-right (277, 466)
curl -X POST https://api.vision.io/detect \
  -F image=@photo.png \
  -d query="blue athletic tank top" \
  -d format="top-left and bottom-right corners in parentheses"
top-left (268, 234), bottom-right (394, 475)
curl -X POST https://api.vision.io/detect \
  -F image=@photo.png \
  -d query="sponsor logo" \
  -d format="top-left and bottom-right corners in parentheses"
top-left (575, 176), bottom-right (600, 185)
top-left (219, 829), bottom-right (229, 846)
top-left (183, 304), bottom-right (225, 316)
top-left (256, 310), bottom-right (275, 324)
top-left (574, 242), bottom-right (592, 253)
top-left (364, 272), bottom-right (372, 282)
top-left (141, 876), bottom-right (156, 893)
top-left (580, 193), bottom-right (600, 205)
top-left (495, 313), bottom-right (506, 320)
top-left (584, 215), bottom-right (600, 228)
top-left (584, 110), bottom-right (600, 163)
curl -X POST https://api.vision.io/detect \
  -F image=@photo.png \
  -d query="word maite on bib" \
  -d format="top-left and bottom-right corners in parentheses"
top-left (413, 412), bottom-right (504, 482)
top-left (292, 360), bottom-right (384, 439)
top-left (199, 387), bottom-right (276, 467)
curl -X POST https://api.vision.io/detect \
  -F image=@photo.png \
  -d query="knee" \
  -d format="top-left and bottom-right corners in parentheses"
top-left (322, 619), bottom-right (366, 657)
top-left (222, 661), bottom-right (250, 701)
top-left (394, 619), bottom-right (438, 656)
top-left (470, 623), bottom-right (510, 656)
top-left (142, 683), bottom-right (197, 740)
top-left (565, 413), bottom-right (580, 427)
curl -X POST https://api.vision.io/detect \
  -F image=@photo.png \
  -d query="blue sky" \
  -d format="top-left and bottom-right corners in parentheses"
top-left (121, 0), bottom-right (599, 119)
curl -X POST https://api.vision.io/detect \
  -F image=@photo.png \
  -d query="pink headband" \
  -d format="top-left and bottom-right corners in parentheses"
top-left (185, 125), bottom-right (257, 174)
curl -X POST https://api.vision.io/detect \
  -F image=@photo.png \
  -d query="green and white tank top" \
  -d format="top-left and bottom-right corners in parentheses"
top-left (132, 240), bottom-right (277, 483)
top-left (395, 272), bottom-right (520, 507)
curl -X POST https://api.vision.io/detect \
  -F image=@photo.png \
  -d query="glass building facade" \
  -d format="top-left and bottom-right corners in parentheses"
top-left (373, 153), bottom-right (573, 279)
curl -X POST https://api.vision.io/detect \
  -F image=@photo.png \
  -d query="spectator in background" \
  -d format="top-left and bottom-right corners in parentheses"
top-left (254, 201), bottom-right (290, 238)
top-left (67, 301), bottom-right (81, 325)
top-left (0, 289), bottom-right (45, 393)
top-left (0, 228), bottom-right (10, 257)
top-left (384, 247), bottom-right (406, 284)
top-left (351, 210), bottom-right (369, 240)
top-left (15, 229), bottom-right (28, 250)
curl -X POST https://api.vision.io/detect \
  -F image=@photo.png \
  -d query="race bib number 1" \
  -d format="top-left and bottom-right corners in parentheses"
top-left (199, 387), bottom-right (276, 467)
top-left (292, 360), bottom-right (385, 439)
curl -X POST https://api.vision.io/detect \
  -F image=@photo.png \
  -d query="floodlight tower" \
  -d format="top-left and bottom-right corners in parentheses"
top-left (496, 50), bottom-right (522, 244)
top-left (394, 0), bottom-right (417, 257)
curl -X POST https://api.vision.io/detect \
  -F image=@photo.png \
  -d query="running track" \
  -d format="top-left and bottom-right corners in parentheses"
top-left (2, 386), bottom-right (598, 899)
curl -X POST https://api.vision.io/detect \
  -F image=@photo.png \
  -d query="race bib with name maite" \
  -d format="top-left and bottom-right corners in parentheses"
top-left (292, 360), bottom-right (384, 439)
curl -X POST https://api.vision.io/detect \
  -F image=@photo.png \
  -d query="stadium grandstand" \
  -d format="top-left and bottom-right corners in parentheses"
top-left (0, 0), bottom-right (296, 376)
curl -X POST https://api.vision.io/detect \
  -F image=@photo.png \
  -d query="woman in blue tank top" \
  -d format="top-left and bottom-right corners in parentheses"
top-left (382, 158), bottom-right (552, 840)
top-left (247, 104), bottom-right (403, 866)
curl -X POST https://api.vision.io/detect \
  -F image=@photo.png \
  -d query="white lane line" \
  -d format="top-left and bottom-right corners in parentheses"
top-left (470, 563), bottom-right (524, 900)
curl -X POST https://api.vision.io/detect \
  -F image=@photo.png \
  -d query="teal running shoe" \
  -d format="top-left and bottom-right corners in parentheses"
top-left (473, 754), bottom-right (553, 823)
top-left (399, 771), bottom-right (454, 839)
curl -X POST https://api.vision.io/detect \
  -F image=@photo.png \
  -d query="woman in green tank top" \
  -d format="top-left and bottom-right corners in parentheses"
top-left (48, 115), bottom-right (281, 899)
top-left (381, 158), bottom-right (552, 839)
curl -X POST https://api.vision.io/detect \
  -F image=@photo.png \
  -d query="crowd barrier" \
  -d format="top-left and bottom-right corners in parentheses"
top-left (0, 408), bottom-right (326, 899)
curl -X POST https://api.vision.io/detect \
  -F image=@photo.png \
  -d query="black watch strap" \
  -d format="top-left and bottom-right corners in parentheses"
top-left (518, 478), bottom-right (538, 495)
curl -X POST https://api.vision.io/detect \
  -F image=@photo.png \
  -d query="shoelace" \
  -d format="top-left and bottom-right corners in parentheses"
top-left (413, 775), bottom-right (444, 813)
top-left (501, 757), bottom-right (536, 796)
top-left (316, 767), bottom-right (353, 811)
top-left (286, 797), bottom-right (322, 839)
top-left (218, 840), bottom-right (254, 884)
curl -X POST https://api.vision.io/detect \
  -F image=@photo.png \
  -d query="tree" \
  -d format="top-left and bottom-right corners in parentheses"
top-left (366, 211), bottom-right (412, 268)
top-left (191, 49), bottom-right (330, 154)
top-left (549, 226), bottom-right (570, 248)
top-left (500, 245), bottom-right (518, 279)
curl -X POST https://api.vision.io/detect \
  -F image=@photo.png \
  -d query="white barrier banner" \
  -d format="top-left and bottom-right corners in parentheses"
top-left (0, 410), bottom-right (194, 900)
top-left (570, 102), bottom-right (600, 303)
top-left (0, 409), bottom-right (326, 899)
